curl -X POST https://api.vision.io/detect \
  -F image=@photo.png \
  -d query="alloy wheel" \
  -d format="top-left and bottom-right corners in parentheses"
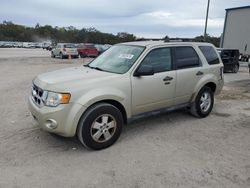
top-left (90, 114), bottom-right (117, 143)
top-left (200, 92), bottom-right (211, 113)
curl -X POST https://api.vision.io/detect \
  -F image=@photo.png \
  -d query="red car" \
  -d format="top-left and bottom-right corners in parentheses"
top-left (77, 43), bottom-right (98, 58)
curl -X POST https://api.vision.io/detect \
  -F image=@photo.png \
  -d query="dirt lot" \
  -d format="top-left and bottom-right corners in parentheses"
top-left (0, 48), bottom-right (250, 188)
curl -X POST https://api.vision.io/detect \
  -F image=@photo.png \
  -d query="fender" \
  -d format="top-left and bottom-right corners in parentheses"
top-left (75, 87), bottom-right (131, 118)
top-left (190, 73), bottom-right (218, 102)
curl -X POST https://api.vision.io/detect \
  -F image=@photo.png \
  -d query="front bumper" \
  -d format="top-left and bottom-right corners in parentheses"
top-left (28, 96), bottom-right (87, 137)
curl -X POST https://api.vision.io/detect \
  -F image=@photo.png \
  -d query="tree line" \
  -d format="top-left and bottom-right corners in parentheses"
top-left (0, 21), bottom-right (137, 44)
top-left (0, 21), bottom-right (221, 46)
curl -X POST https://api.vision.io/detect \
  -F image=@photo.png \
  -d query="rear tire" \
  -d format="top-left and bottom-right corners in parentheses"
top-left (80, 54), bottom-right (86, 58)
top-left (232, 64), bottom-right (239, 73)
top-left (190, 86), bottom-right (214, 118)
top-left (77, 103), bottom-right (123, 150)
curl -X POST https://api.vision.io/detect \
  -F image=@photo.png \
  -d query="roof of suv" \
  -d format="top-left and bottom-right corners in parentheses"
top-left (120, 41), bottom-right (214, 48)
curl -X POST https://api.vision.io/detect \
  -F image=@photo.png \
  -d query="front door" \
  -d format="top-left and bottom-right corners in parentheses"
top-left (131, 47), bottom-right (176, 115)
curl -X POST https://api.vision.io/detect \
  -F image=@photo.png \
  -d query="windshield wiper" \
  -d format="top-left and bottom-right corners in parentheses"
top-left (90, 66), bottom-right (104, 71)
top-left (84, 64), bottom-right (104, 71)
top-left (83, 64), bottom-right (90, 68)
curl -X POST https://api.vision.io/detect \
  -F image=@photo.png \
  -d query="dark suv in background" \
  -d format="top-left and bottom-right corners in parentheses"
top-left (217, 48), bottom-right (240, 73)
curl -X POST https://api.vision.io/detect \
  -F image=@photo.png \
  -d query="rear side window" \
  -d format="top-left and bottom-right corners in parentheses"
top-left (199, 46), bottom-right (220, 65)
top-left (141, 47), bottom-right (172, 73)
top-left (175, 47), bottom-right (200, 69)
top-left (232, 50), bottom-right (239, 58)
top-left (220, 50), bottom-right (230, 58)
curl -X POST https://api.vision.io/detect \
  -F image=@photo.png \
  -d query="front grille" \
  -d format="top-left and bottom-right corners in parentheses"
top-left (32, 84), bottom-right (44, 106)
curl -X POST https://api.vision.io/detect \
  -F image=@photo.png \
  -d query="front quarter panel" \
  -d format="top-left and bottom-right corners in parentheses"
top-left (74, 79), bottom-right (131, 118)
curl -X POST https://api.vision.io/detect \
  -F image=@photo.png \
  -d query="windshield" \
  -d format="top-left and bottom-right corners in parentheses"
top-left (88, 45), bottom-right (145, 74)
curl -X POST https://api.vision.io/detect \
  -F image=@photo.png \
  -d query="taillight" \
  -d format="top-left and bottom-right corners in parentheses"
top-left (63, 48), bottom-right (66, 52)
top-left (220, 67), bottom-right (224, 80)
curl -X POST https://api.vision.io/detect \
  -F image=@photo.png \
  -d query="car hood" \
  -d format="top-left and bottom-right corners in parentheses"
top-left (33, 66), bottom-right (120, 92)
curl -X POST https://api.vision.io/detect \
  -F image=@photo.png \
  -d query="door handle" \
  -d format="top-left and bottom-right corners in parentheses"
top-left (196, 71), bottom-right (204, 76)
top-left (163, 76), bottom-right (173, 81)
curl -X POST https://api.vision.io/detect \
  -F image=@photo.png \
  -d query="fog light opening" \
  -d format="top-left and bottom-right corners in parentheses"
top-left (45, 119), bottom-right (58, 129)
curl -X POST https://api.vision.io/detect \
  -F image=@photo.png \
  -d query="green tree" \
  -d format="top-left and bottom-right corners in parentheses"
top-left (193, 34), bottom-right (220, 47)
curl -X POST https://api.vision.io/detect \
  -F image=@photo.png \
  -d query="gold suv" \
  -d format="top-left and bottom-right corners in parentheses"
top-left (29, 41), bottom-right (224, 150)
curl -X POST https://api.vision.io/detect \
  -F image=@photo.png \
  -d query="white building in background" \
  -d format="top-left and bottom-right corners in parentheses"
top-left (221, 6), bottom-right (250, 55)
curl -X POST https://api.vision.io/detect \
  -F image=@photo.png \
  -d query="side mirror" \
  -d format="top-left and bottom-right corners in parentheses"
top-left (134, 64), bottom-right (154, 77)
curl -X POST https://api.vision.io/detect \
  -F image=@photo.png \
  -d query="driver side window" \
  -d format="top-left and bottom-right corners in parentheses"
top-left (140, 48), bottom-right (172, 73)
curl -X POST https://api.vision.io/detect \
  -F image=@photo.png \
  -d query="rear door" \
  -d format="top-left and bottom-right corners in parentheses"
top-left (174, 46), bottom-right (204, 105)
top-left (54, 44), bottom-right (61, 56)
top-left (131, 47), bottom-right (176, 115)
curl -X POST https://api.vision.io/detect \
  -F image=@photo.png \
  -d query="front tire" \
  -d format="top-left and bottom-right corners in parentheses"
top-left (60, 52), bottom-right (64, 59)
top-left (190, 86), bottom-right (214, 118)
top-left (77, 103), bottom-right (123, 150)
top-left (51, 52), bottom-right (55, 58)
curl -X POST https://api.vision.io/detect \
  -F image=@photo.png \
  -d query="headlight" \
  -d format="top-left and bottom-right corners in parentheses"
top-left (43, 91), bottom-right (71, 107)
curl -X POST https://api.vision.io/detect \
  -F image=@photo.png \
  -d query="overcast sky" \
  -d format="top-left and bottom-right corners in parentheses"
top-left (0, 0), bottom-right (250, 38)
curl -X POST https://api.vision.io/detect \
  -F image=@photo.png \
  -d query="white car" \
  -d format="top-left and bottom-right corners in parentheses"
top-left (51, 43), bottom-right (78, 59)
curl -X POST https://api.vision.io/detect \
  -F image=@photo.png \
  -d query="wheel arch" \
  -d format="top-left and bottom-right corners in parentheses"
top-left (89, 100), bottom-right (128, 124)
top-left (191, 79), bottom-right (217, 103)
top-left (204, 82), bottom-right (216, 93)
top-left (77, 98), bottom-right (128, 132)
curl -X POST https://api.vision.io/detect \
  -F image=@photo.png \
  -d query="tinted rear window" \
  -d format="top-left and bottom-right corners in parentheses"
top-left (199, 46), bottom-right (220, 65)
top-left (225, 50), bottom-right (239, 57)
top-left (64, 44), bottom-right (75, 48)
top-left (175, 47), bottom-right (200, 69)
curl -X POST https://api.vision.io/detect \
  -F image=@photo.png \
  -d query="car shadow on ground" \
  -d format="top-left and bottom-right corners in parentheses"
top-left (29, 97), bottom-right (242, 153)
top-left (34, 108), bottom-right (195, 152)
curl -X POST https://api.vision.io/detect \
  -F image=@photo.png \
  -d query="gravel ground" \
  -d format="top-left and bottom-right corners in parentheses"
top-left (0, 48), bottom-right (250, 188)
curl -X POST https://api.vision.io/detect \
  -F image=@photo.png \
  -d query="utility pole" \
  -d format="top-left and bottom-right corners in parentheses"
top-left (204, 0), bottom-right (210, 42)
